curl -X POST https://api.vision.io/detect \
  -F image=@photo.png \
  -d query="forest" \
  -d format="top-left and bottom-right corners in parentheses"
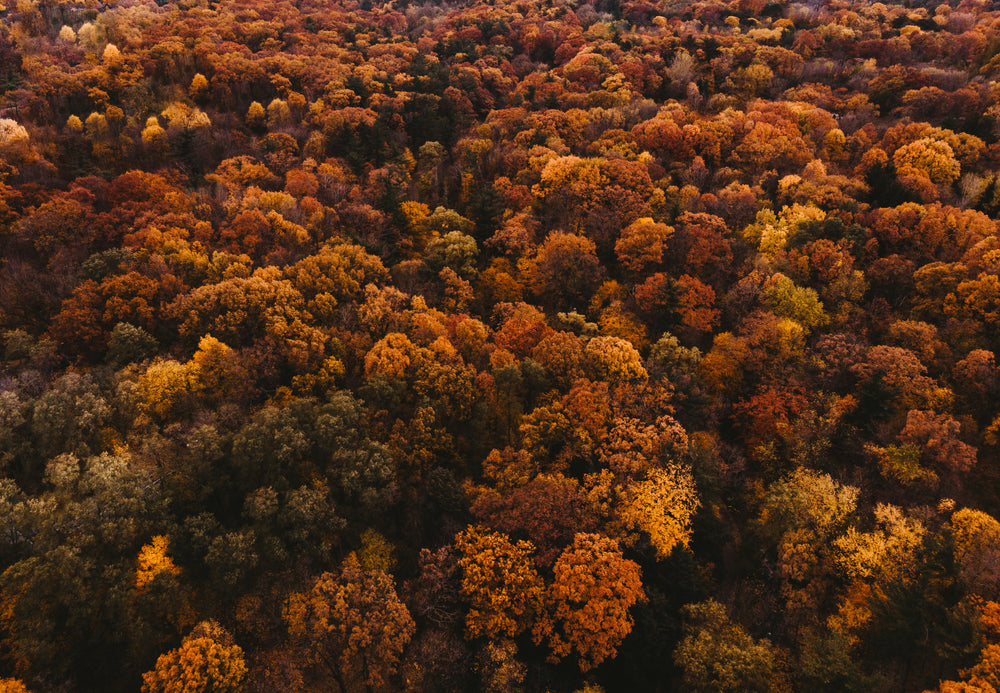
top-left (2, 0), bottom-right (1000, 689)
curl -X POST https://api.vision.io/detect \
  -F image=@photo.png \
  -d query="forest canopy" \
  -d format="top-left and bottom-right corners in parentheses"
top-left (2, 0), bottom-right (1000, 690)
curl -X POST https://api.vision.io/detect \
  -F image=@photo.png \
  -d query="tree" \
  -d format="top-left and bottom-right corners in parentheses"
top-left (952, 509), bottom-right (1000, 599)
top-left (141, 621), bottom-right (247, 693)
top-left (762, 274), bottom-right (827, 334)
top-left (757, 468), bottom-right (859, 615)
top-left (425, 230), bottom-right (479, 278)
top-left (136, 535), bottom-right (181, 590)
top-left (524, 232), bottom-right (604, 308)
top-left (615, 218), bottom-right (674, 273)
top-left (454, 526), bottom-right (545, 639)
top-left (894, 138), bottom-right (960, 185)
top-left (284, 555), bottom-right (415, 692)
top-left (619, 466), bottom-right (700, 560)
top-left (674, 600), bottom-right (776, 693)
top-left (832, 504), bottom-right (926, 585)
top-left (585, 336), bottom-right (647, 382)
top-left (470, 474), bottom-right (598, 568)
top-left (535, 533), bottom-right (645, 671)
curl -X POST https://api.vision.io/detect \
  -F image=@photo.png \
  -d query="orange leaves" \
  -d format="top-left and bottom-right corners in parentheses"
top-left (524, 231), bottom-right (604, 307)
top-left (365, 332), bottom-right (420, 381)
top-left (141, 622), bottom-right (247, 693)
top-left (675, 275), bottom-right (720, 334)
top-left (615, 217), bottom-right (674, 274)
top-left (535, 533), bottom-right (644, 672)
top-left (135, 535), bottom-right (180, 590)
top-left (455, 526), bottom-right (544, 639)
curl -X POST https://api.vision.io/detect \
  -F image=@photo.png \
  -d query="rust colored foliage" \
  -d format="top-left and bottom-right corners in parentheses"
top-left (535, 533), bottom-right (645, 671)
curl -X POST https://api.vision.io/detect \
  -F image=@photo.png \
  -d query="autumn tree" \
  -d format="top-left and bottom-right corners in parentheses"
top-left (454, 526), bottom-right (545, 639)
top-left (524, 232), bottom-right (605, 308)
top-left (674, 600), bottom-right (777, 693)
top-left (952, 509), bottom-right (1000, 599)
top-left (757, 468), bottom-right (859, 617)
top-left (141, 621), bottom-right (247, 693)
top-left (619, 466), bottom-right (700, 560)
top-left (535, 533), bottom-right (645, 671)
top-left (284, 554), bottom-right (415, 692)
top-left (615, 217), bottom-right (674, 274)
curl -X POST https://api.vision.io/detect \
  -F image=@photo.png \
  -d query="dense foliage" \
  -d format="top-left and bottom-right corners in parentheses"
top-left (2, 0), bottom-right (1000, 689)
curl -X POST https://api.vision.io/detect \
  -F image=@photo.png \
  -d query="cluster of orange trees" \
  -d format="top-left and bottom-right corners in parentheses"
top-left (3, 0), bottom-right (1000, 690)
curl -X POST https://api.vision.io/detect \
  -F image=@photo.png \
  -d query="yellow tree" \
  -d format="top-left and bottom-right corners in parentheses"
top-left (584, 336), bottom-right (647, 382)
top-left (894, 137), bottom-right (961, 184)
top-left (952, 509), bottom-right (1000, 598)
top-left (620, 466), bottom-right (700, 559)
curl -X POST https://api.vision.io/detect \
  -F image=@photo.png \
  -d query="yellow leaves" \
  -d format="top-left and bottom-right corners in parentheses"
top-left (290, 356), bottom-right (345, 397)
top-left (951, 273), bottom-right (1000, 329)
top-left (138, 335), bottom-right (246, 420)
top-left (190, 335), bottom-right (244, 398)
top-left (188, 73), bottom-right (209, 101)
top-left (533, 156), bottom-right (603, 200)
top-left (762, 273), bottom-right (828, 334)
top-left (138, 358), bottom-right (193, 421)
top-left (357, 529), bottom-right (396, 574)
top-left (141, 117), bottom-right (167, 151)
top-left (136, 535), bottom-right (180, 589)
top-left (833, 504), bottom-right (925, 584)
top-left (0, 679), bottom-right (32, 693)
top-left (674, 599), bottom-right (777, 692)
top-left (455, 526), bottom-right (544, 640)
top-left (101, 43), bottom-right (122, 65)
top-left (894, 137), bottom-right (961, 185)
top-left (160, 102), bottom-right (211, 131)
top-left (619, 466), bottom-right (700, 559)
top-left (952, 508), bottom-right (1000, 597)
top-left (744, 204), bottom-right (825, 257)
top-left (0, 119), bottom-right (29, 148)
top-left (584, 336), bottom-right (647, 382)
top-left (365, 332), bottom-right (419, 381)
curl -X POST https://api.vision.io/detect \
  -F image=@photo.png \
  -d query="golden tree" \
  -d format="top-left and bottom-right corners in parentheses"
top-left (454, 526), bottom-right (545, 639)
top-left (141, 622), bottom-right (247, 693)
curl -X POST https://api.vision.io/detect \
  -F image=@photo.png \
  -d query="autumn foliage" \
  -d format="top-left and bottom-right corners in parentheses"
top-left (2, 0), bottom-right (1000, 690)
